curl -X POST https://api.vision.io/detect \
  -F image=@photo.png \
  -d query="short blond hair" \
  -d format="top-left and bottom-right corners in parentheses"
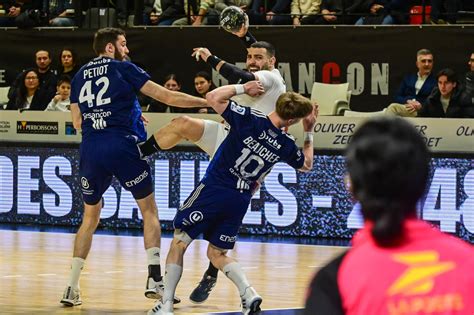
top-left (275, 92), bottom-right (313, 120)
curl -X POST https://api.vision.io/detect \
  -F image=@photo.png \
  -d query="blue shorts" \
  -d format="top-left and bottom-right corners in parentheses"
top-left (173, 183), bottom-right (252, 250)
top-left (79, 133), bottom-right (153, 205)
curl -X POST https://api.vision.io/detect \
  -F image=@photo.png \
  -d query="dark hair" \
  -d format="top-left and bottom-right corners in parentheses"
top-left (194, 71), bottom-right (216, 96)
top-left (57, 75), bottom-right (71, 86)
top-left (250, 41), bottom-right (276, 58)
top-left (15, 68), bottom-right (41, 109)
top-left (436, 68), bottom-right (457, 83)
top-left (345, 117), bottom-right (429, 246)
top-left (59, 48), bottom-right (79, 68)
top-left (194, 71), bottom-right (212, 82)
top-left (164, 73), bottom-right (181, 86)
top-left (35, 49), bottom-right (50, 59)
top-left (93, 28), bottom-right (126, 55)
top-left (275, 92), bottom-right (313, 120)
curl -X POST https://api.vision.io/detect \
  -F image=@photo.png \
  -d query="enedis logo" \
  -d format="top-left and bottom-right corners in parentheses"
top-left (387, 251), bottom-right (464, 315)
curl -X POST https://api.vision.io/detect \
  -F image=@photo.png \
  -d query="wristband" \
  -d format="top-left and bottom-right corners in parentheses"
top-left (304, 132), bottom-right (314, 142)
top-left (207, 55), bottom-right (222, 69)
top-left (234, 84), bottom-right (245, 95)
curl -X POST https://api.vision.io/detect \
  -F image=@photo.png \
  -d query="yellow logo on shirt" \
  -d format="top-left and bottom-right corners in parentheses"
top-left (388, 251), bottom-right (455, 296)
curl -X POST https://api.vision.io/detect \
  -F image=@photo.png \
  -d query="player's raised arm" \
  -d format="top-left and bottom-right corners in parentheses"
top-left (140, 80), bottom-right (207, 108)
top-left (193, 47), bottom-right (255, 84)
top-left (299, 104), bottom-right (318, 172)
top-left (206, 81), bottom-right (264, 114)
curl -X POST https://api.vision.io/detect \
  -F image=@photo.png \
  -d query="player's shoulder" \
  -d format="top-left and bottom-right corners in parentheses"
top-left (255, 69), bottom-right (281, 80)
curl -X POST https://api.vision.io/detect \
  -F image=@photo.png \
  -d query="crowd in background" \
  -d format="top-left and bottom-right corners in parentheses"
top-left (2, 47), bottom-right (474, 118)
top-left (1, 0), bottom-right (474, 28)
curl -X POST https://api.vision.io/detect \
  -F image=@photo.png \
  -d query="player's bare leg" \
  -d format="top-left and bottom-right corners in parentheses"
top-left (139, 116), bottom-right (205, 156)
top-left (61, 201), bottom-right (101, 306)
top-left (208, 245), bottom-right (262, 315)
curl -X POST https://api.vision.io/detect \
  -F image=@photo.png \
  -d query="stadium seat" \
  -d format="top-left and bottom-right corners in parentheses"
top-left (410, 5), bottom-right (431, 24)
top-left (310, 82), bottom-right (351, 116)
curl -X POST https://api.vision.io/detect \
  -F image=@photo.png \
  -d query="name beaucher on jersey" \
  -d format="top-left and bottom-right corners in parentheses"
top-left (202, 100), bottom-right (304, 192)
top-left (70, 56), bottom-right (150, 142)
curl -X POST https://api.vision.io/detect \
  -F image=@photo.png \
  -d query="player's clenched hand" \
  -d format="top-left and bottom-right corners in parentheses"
top-left (244, 80), bottom-right (265, 97)
top-left (192, 47), bottom-right (212, 62)
top-left (302, 103), bottom-right (318, 131)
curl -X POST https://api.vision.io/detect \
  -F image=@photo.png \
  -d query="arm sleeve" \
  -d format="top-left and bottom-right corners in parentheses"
top-left (119, 62), bottom-right (151, 92)
top-left (219, 62), bottom-right (256, 84)
top-left (285, 142), bottom-right (305, 169)
top-left (220, 100), bottom-right (252, 129)
top-left (304, 252), bottom-right (347, 315)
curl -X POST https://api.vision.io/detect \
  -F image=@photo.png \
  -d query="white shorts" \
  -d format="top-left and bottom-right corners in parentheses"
top-left (194, 120), bottom-right (230, 157)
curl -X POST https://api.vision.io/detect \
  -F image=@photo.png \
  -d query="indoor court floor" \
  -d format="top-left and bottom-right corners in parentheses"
top-left (0, 228), bottom-right (347, 314)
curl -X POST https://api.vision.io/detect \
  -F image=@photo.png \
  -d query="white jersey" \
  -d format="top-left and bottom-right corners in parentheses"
top-left (231, 68), bottom-right (286, 115)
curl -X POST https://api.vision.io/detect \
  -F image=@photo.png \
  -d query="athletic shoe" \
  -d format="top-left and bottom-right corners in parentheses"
top-left (189, 274), bottom-right (217, 304)
top-left (147, 299), bottom-right (174, 315)
top-left (60, 286), bottom-right (82, 306)
top-left (241, 286), bottom-right (262, 315)
top-left (145, 276), bottom-right (181, 304)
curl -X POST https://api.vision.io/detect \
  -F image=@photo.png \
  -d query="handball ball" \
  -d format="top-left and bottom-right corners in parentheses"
top-left (220, 6), bottom-right (247, 33)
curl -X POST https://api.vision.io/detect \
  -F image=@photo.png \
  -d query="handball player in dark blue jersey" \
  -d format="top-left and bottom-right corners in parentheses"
top-left (60, 27), bottom-right (207, 307)
top-left (148, 81), bottom-right (318, 315)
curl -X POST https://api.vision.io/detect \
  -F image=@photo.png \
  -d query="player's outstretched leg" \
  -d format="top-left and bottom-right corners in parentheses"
top-left (208, 245), bottom-right (262, 315)
top-left (189, 262), bottom-right (219, 304)
top-left (139, 116), bottom-right (205, 157)
top-left (60, 201), bottom-right (102, 306)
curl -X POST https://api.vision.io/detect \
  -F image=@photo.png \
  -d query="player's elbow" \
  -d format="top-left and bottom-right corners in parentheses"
top-left (299, 159), bottom-right (313, 172)
top-left (205, 90), bottom-right (219, 109)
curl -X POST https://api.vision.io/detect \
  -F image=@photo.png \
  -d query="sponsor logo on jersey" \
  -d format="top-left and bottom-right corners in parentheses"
top-left (125, 170), bottom-right (149, 187)
top-left (230, 103), bottom-right (245, 115)
top-left (189, 211), bottom-right (203, 223)
top-left (219, 234), bottom-right (237, 243)
top-left (388, 251), bottom-right (455, 296)
top-left (386, 251), bottom-right (462, 315)
top-left (258, 131), bottom-right (281, 149)
top-left (81, 177), bottom-right (90, 189)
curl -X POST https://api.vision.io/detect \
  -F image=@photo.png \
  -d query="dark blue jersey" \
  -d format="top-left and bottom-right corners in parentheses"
top-left (71, 56), bottom-right (150, 142)
top-left (202, 101), bottom-right (304, 192)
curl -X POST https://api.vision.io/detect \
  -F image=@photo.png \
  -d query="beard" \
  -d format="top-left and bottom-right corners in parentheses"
top-left (114, 45), bottom-right (127, 61)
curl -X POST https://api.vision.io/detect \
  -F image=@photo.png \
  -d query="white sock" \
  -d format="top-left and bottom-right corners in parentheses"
top-left (146, 247), bottom-right (161, 265)
top-left (223, 262), bottom-right (250, 296)
top-left (163, 264), bottom-right (182, 304)
top-left (68, 257), bottom-right (85, 290)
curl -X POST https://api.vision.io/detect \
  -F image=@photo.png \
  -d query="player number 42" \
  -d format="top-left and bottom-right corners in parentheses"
top-left (79, 77), bottom-right (111, 108)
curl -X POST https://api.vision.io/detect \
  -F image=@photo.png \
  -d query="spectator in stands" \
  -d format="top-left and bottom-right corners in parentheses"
top-left (192, 0), bottom-right (219, 25)
top-left (304, 116), bottom-right (474, 315)
top-left (431, 0), bottom-right (461, 24)
top-left (189, 71), bottom-right (216, 113)
top-left (385, 49), bottom-right (436, 117)
top-left (58, 48), bottom-right (80, 78)
top-left (215, 0), bottom-right (252, 17)
top-left (144, 0), bottom-right (184, 25)
top-left (460, 53), bottom-right (474, 118)
top-left (0, 1), bottom-right (20, 26)
top-left (418, 68), bottom-right (471, 118)
top-left (6, 68), bottom-right (49, 110)
top-left (313, 0), bottom-right (359, 25)
top-left (291, 0), bottom-right (321, 25)
top-left (355, 0), bottom-right (412, 25)
top-left (46, 0), bottom-right (74, 26)
top-left (45, 75), bottom-right (71, 111)
top-left (248, 0), bottom-right (292, 25)
top-left (8, 49), bottom-right (57, 106)
top-left (145, 74), bottom-right (182, 112)
top-left (172, 0), bottom-right (199, 25)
